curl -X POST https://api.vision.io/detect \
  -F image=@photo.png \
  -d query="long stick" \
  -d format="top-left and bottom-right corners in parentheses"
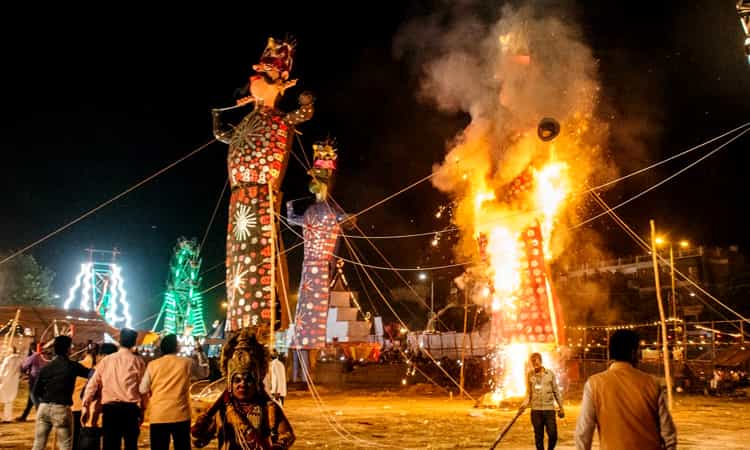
top-left (489, 406), bottom-right (526, 449)
top-left (269, 183), bottom-right (277, 354)
top-left (459, 289), bottom-right (469, 398)
top-left (650, 219), bottom-right (674, 410)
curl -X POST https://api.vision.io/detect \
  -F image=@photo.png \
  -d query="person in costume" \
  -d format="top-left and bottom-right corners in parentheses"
top-left (212, 37), bottom-right (315, 333)
top-left (191, 330), bottom-right (294, 450)
top-left (285, 139), bottom-right (352, 381)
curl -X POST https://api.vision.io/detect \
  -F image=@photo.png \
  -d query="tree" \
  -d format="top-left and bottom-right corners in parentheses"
top-left (0, 254), bottom-right (56, 306)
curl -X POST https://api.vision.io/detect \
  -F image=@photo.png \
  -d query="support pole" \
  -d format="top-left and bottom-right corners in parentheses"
top-left (459, 288), bottom-right (469, 398)
top-left (268, 183), bottom-right (277, 352)
top-left (650, 219), bottom-right (673, 410)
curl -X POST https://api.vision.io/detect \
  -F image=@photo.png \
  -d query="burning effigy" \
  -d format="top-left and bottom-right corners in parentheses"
top-left (400, 5), bottom-right (614, 405)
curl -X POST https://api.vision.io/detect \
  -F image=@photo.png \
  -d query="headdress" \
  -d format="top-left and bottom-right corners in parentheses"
top-left (308, 139), bottom-right (338, 182)
top-left (220, 329), bottom-right (269, 387)
top-left (253, 37), bottom-right (295, 78)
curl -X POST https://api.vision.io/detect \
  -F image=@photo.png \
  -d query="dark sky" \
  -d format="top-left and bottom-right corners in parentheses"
top-left (1, 1), bottom-right (748, 325)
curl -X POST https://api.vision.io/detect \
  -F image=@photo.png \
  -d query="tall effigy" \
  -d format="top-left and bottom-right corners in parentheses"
top-left (286, 140), bottom-right (348, 349)
top-left (213, 37), bottom-right (314, 333)
top-left (498, 166), bottom-right (564, 346)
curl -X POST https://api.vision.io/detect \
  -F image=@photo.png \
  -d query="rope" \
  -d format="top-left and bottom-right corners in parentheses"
top-left (0, 138), bottom-right (217, 266)
top-left (571, 127), bottom-right (749, 229)
top-left (584, 121), bottom-right (750, 193)
top-left (200, 178), bottom-right (229, 251)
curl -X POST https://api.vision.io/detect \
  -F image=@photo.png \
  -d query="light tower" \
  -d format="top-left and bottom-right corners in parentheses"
top-left (153, 238), bottom-right (207, 336)
top-left (64, 248), bottom-right (132, 328)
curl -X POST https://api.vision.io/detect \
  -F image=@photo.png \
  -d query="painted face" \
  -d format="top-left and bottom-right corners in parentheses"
top-left (530, 354), bottom-right (542, 371)
top-left (231, 373), bottom-right (256, 401)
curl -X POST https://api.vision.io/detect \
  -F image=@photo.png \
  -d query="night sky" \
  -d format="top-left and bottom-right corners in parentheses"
top-left (1, 1), bottom-right (748, 326)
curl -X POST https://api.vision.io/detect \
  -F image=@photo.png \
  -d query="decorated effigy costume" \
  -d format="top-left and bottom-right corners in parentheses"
top-left (213, 37), bottom-right (314, 332)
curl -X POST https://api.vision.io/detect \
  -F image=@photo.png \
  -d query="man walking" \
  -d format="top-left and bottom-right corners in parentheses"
top-left (82, 328), bottom-right (145, 450)
top-left (30, 336), bottom-right (90, 450)
top-left (575, 329), bottom-right (677, 450)
top-left (522, 352), bottom-right (564, 450)
top-left (139, 334), bottom-right (209, 450)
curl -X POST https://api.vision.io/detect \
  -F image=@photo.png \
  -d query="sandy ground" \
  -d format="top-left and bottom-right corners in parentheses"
top-left (1, 386), bottom-right (748, 449)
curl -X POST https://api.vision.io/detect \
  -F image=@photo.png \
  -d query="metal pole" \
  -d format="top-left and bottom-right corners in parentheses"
top-left (669, 243), bottom-right (677, 341)
top-left (430, 279), bottom-right (435, 331)
top-left (650, 219), bottom-right (673, 410)
top-left (606, 328), bottom-right (610, 361)
top-left (711, 320), bottom-right (716, 361)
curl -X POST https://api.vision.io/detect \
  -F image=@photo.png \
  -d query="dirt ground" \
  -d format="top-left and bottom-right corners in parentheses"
top-left (1, 385), bottom-right (748, 449)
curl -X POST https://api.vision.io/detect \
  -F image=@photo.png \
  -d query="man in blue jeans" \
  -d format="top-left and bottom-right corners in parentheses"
top-left (522, 352), bottom-right (565, 450)
top-left (31, 336), bottom-right (90, 450)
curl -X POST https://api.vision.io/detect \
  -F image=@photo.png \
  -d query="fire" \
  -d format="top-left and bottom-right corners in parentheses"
top-left (417, 6), bottom-right (608, 406)
top-left (534, 161), bottom-right (570, 260)
top-left (471, 159), bottom-right (570, 403)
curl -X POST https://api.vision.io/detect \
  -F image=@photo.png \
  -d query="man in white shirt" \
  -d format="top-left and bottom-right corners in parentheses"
top-left (264, 350), bottom-right (287, 405)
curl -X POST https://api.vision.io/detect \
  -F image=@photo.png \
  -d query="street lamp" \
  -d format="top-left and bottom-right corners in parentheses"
top-left (655, 237), bottom-right (690, 321)
top-left (418, 272), bottom-right (434, 331)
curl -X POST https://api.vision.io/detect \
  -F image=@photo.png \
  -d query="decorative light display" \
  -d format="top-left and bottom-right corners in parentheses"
top-left (158, 238), bottom-right (207, 336)
top-left (64, 259), bottom-right (132, 328)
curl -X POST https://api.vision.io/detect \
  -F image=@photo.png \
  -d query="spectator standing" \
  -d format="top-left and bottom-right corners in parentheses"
top-left (17, 343), bottom-right (48, 421)
top-left (575, 329), bottom-right (677, 450)
top-left (264, 350), bottom-right (287, 405)
top-left (71, 344), bottom-right (99, 449)
top-left (78, 343), bottom-right (118, 450)
top-left (82, 328), bottom-right (145, 450)
top-left (139, 334), bottom-right (209, 450)
top-left (0, 347), bottom-right (23, 422)
top-left (30, 336), bottom-right (90, 450)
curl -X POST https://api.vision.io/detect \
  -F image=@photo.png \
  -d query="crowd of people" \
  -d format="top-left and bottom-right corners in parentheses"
top-left (0, 328), bottom-right (291, 450)
top-left (4, 326), bottom-right (739, 449)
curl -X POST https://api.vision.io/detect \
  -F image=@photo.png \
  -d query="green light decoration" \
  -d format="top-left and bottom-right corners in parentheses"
top-left (154, 238), bottom-right (207, 336)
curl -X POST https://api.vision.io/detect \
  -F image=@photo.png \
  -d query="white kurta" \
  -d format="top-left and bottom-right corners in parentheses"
top-left (264, 358), bottom-right (287, 397)
top-left (0, 354), bottom-right (23, 403)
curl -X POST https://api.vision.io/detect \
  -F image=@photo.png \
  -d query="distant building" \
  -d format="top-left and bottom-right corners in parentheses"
top-left (553, 245), bottom-right (747, 323)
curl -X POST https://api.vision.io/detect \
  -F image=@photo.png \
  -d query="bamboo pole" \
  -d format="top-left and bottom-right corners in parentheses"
top-left (650, 219), bottom-right (673, 411)
top-left (268, 183), bottom-right (277, 352)
top-left (459, 288), bottom-right (469, 398)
